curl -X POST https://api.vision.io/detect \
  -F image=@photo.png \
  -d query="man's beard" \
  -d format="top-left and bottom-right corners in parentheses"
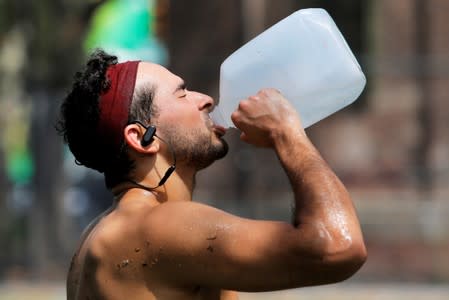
top-left (159, 125), bottom-right (228, 171)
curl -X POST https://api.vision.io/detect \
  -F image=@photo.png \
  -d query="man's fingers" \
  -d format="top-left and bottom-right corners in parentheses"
top-left (231, 110), bottom-right (242, 127)
top-left (240, 132), bottom-right (249, 143)
top-left (237, 99), bottom-right (251, 112)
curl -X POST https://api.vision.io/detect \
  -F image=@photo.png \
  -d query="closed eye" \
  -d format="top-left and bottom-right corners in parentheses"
top-left (179, 90), bottom-right (187, 98)
top-left (174, 81), bottom-right (187, 98)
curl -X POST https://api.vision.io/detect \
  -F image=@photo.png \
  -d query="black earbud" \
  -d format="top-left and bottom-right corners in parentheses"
top-left (141, 125), bottom-right (156, 147)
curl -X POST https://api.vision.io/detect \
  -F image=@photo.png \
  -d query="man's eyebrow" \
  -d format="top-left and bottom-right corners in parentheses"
top-left (173, 81), bottom-right (186, 94)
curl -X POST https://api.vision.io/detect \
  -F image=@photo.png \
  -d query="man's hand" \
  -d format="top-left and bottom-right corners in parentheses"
top-left (231, 89), bottom-right (304, 147)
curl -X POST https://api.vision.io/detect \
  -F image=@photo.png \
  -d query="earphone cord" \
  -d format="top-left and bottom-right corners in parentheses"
top-left (127, 134), bottom-right (177, 191)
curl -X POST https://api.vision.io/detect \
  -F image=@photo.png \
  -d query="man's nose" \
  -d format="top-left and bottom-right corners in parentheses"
top-left (191, 91), bottom-right (214, 111)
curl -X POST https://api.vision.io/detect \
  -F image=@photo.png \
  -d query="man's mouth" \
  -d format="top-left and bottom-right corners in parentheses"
top-left (206, 113), bottom-right (226, 137)
top-left (213, 125), bottom-right (227, 137)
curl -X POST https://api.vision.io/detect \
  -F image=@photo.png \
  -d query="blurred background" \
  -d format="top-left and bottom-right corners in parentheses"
top-left (0, 0), bottom-right (448, 299)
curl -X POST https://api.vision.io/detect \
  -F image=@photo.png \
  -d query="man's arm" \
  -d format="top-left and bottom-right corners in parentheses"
top-left (144, 89), bottom-right (366, 291)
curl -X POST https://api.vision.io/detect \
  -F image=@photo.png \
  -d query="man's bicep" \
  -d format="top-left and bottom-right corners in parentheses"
top-left (145, 201), bottom-right (312, 291)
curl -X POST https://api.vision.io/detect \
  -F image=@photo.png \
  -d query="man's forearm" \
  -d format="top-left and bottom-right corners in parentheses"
top-left (273, 129), bottom-right (363, 255)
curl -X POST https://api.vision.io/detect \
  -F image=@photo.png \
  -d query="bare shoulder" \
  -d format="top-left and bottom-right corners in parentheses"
top-left (67, 210), bottom-right (111, 299)
top-left (146, 200), bottom-right (241, 227)
top-left (67, 204), bottom-right (159, 299)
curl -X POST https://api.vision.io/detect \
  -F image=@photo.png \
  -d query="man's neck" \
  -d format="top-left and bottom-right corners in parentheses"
top-left (152, 166), bottom-right (196, 203)
top-left (113, 163), bottom-right (197, 205)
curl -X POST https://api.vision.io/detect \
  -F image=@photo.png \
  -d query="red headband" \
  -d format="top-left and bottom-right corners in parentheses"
top-left (98, 60), bottom-right (140, 156)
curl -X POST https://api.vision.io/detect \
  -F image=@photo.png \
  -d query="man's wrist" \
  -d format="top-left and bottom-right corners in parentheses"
top-left (271, 125), bottom-right (309, 151)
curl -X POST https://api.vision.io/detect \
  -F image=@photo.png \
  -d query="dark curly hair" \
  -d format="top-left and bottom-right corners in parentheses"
top-left (57, 49), bottom-right (156, 189)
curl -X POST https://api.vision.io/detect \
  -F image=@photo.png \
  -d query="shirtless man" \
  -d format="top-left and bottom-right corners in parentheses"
top-left (58, 50), bottom-right (366, 300)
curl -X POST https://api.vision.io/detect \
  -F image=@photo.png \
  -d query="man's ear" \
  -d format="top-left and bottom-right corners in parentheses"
top-left (123, 124), bottom-right (159, 154)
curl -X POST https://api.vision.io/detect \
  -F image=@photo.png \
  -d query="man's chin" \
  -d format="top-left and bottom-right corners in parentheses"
top-left (194, 140), bottom-right (228, 171)
top-left (214, 138), bottom-right (229, 160)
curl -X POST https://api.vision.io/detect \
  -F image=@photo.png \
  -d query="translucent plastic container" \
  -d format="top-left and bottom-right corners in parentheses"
top-left (210, 8), bottom-right (366, 129)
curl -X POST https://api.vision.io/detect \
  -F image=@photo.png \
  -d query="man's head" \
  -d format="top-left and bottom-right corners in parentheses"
top-left (58, 49), bottom-right (228, 189)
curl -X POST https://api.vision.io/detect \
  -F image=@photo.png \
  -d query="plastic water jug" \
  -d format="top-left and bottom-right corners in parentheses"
top-left (210, 8), bottom-right (366, 129)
